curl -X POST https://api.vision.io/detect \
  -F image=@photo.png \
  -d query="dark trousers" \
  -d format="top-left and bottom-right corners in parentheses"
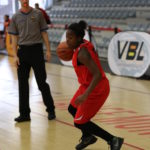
top-left (17, 43), bottom-right (55, 116)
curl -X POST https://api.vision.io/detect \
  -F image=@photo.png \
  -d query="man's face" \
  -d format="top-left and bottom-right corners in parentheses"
top-left (19, 0), bottom-right (29, 8)
top-left (35, 4), bottom-right (39, 9)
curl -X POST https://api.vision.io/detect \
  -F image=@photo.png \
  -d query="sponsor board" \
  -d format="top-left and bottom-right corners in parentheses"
top-left (108, 31), bottom-right (150, 77)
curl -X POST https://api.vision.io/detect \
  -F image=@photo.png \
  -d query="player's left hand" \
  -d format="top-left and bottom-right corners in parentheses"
top-left (75, 94), bottom-right (87, 105)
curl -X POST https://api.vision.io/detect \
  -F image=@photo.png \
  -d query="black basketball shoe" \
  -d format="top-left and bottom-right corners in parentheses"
top-left (108, 136), bottom-right (124, 150)
top-left (75, 135), bottom-right (97, 150)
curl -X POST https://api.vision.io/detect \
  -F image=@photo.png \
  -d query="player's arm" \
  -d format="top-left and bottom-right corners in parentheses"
top-left (11, 34), bottom-right (20, 68)
top-left (41, 31), bottom-right (51, 61)
top-left (75, 47), bottom-right (102, 105)
top-left (78, 47), bottom-right (102, 96)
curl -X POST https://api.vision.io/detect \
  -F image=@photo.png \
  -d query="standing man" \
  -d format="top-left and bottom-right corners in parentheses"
top-left (3, 15), bottom-right (10, 36)
top-left (3, 15), bottom-right (10, 45)
top-left (8, 0), bottom-right (55, 122)
top-left (35, 3), bottom-right (51, 24)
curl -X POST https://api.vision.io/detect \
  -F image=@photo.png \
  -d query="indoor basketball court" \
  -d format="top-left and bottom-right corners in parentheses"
top-left (0, 55), bottom-right (149, 150)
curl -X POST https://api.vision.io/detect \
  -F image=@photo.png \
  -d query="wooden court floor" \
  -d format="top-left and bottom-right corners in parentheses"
top-left (0, 55), bottom-right (150, 150)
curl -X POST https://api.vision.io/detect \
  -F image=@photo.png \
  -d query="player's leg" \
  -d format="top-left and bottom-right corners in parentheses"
top-left (68, 104), bottom-right (77, 117)
top-left (75, 121), bottom-right (124, 150)
top-left (73, 91), bottom-right (124, 150)
top-left (68, 88), bottom-right (94, 139)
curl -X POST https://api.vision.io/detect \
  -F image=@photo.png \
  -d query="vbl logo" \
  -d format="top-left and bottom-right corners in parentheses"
top-left (118, 41), bottom-right (144, 61)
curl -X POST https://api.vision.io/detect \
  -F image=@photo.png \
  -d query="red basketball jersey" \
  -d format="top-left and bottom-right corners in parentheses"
top-left (72, 40), bottom-right (108, 94)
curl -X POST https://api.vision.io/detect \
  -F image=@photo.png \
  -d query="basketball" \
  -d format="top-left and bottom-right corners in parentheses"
top-left (56, 41), bottom-right (74, 61)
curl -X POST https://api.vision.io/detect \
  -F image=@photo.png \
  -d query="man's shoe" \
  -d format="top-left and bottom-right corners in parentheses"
top-left (48, 111), bottom-right (56, 120)
top-left (75, 135), bottom-right (97, 150)
top-left (108, 136), bottom-right (124, 150)
top-left (14, 115), bottom-right (31, 122)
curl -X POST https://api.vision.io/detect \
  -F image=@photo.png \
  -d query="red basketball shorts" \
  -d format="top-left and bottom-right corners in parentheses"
top-left (70, 80), bottom-right (110, 124)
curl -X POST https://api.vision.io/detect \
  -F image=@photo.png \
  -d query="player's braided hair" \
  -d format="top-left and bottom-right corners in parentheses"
top-left (68, 22), bottom-right (85, 39)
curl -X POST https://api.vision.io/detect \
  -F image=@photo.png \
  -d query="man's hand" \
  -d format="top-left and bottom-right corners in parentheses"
top-left (14, 56), bottom-right (20, 68)
top-left (41, 32), bottom-right (51, 62)
top-left (46, 50), bottom-right (51, 62)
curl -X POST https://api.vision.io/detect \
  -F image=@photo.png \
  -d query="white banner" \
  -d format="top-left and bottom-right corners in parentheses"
top-left (108, 31), bottom-right (150, 78)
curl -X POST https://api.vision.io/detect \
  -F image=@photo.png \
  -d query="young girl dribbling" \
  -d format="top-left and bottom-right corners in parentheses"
top-left (66, 22), bottom-right (124, 150)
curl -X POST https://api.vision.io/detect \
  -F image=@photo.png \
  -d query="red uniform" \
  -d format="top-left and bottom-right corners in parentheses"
top-left (39, 8), bottom-right (51, 24)
top-left (70, 40), bottom-right (110, 124)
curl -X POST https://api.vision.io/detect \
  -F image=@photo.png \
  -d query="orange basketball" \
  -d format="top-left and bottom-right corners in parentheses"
top-left (56, 41), bottom-right (74, 61)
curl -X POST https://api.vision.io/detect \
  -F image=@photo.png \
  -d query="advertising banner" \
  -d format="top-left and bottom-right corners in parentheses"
top-left (108, 31), bottom-right (150, 78)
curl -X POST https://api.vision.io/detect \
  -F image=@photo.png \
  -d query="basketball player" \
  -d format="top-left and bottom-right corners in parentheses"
top-left (66, 22), bottom-right (124, 150)
top-left (8, 0), bottom-right (55, 122)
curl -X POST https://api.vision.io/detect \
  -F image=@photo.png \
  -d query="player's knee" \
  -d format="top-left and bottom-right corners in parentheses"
top-left (74, 122), bottom-right (79, 128)
top-left (68, 105), bottom-right (71, 114)
top-left (68, 104), bottom-right (76, 117)
top-left (74, 122), bottom-right (84, 129)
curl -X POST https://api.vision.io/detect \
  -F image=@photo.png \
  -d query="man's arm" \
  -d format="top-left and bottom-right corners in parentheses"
top-left (11, 34), bottom-right (20, 68)
top-left (41, 31), bottom-right (51, 61)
